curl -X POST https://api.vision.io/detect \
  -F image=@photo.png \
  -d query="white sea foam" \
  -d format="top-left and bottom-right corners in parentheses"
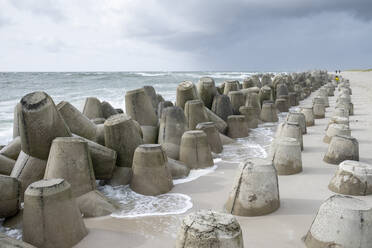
top-left (0, 219), bottom-right (22, 240)
top-left (173, 164), bottom-right (218, 185)
top-left (98, 185), bottom-right (193, 218)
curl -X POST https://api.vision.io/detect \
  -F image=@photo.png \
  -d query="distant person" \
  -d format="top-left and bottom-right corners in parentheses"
top-left (335, 70), bottom-right (338, 74)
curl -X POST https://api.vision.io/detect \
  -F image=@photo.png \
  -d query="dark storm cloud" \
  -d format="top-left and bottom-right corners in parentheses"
top-left (120, 0), bottom-right (372, 70)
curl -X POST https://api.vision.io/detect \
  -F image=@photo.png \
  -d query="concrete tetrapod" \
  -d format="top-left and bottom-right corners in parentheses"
top-left (179, 131), bottom-right (213, 169)
top-left (223, 80), bottom-right (240, 95)
top-left (74, 135), bottom-right (117, 180)
top-left (82, 97), bottom-right (104, 119)
top-left (23, 179), bottom-right (88, 248)
top-left (211, 94), bottom-right (233, 121)
top-left (176, 81), bottom-right (198, 109)
top-left (0, 154), bottom-right (15, 175)
top-left (158, 106), bottom-right (188, 160)
top-left (312, 97), bottom-right (326, 119)
top-left (328, 160), bottom-right (372, 196)
top-left (333, 107), bottom-right (349, 118)
top-left (225, 158), bottom-right (280, 216)
top-left (300, 107), bottom-right (315, 126)
top-left (245, 92), bottom-right (261, 117)
top-left (13, 103), bottom-right (20, 138)
top-left (167, 158), bottom-right (190, 180)
top-left (175, 210), bottom-right (244, 248)
top-left (140, 125), bottom-right (158, 144)
top-left (0, 175), bottom-right (20, 218)
top-left (101, 101), bottom-right (118, 119)
top-left (125, 88), bottom-right (158, 126)
top-left (196, 122), bottom-right (223, 154)
top-left (10, 151), bottom-right (47, 200)
top-left (286, 112), bottom-right (307, 134)
top-left (227, 115), bottom-right (249, 139)
top-left (275, 98), bottom-right (289, 112)
top-left (104, 114), bottom-right (143, 167)
top-left (304, 195), bottom-right (372, 248)
top-left (260, 102), bottom-right (278, 122)
top-left (105, 167), bottom-right (132, 186)
top-left (157, 100), bottom-right (173, 118)
top-left (323, 123), bottom-right (351, 144)
top-left (143, 85), bottom-right (159, 114)
top-left (204, 107), bottom-right (228, 134)
top-left (184, 100), bottom-right (209, 130)
top-left (130, 144), bottom-right (173, 196)
top-left (323, 135), bottom-right (359, 164)
top-left (196, 77), bottom-right (217, 109)
top-left (280, 121), bottom-right (303, 150)
top-left (0, 136), bottom-right (21, 160)
top-left (44, 137), bottom-right (118, 217)
top-left (272, 137), bottom-right (302, 175)
top-left (325, 116), bottom-right (349, 131)
top-left (17, 91), bottom-right (72, 160)
top-left (44, 137), bottom-right (96, 197)
top-left (258, 86), bottom-right (272, 106)
top-left (239, 106), bottom-right (259, 129)
top-left (57, 101), bottom-right (98, 142)
top-left (229, 91), bottom-right (245, 115)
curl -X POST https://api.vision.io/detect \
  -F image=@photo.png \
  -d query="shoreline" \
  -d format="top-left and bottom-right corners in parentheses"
top-left (73, 71), bottom-right (372, 247)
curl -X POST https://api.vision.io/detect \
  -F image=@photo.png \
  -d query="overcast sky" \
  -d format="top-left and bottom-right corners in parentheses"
top-left (0, 0), bottom-right (371, 71)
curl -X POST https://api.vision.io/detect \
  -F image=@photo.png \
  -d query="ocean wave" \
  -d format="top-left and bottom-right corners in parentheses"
top-left (173, 164), bottom-right (218, 185)
top-left (98, 185), bottom-right (193, 218)
top-left (135, 72), bottom-right (170, 77)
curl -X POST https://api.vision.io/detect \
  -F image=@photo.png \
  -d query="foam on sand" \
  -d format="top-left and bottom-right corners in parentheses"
top-left (98, 185), bottom-right (193, 218)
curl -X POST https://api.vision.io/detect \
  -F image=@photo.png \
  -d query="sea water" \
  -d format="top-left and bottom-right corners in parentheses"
top-left (0, 71), bottom-right (286, 237)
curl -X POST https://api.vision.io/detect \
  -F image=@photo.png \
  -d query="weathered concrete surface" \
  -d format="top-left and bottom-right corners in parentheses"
top-left (196, 122), bottom-right (223, 154)
top-left (175, 210), bottom-right (244, 248)
top-left (10, 151), bottom-right (47, 200)
top-left (179, 131), bottom-right (213, 169)
top-left (323, 135), bottom-right (359, 164)
top-left (0, 154), bottom-right (16, 176)
top-left (176, 81), bottom-right (198, 110)
top-left (300, 107), bottom-right (315, 126)
top-left (104, 114), bottom-right (143, 167)
top-left (225, 158), bottom-right (280, 216)
top-left (125, 88), bottom-right (158, 126)
top-left (272, 137), bottom-right (302, 175)
top-left (158, 106), bottom-right (188, 160)
top-left (167, 158), bottom-right (190, 180)
top-left (260, 102), bottom-right (278, 122)
top-left (0, 136), bottom-right (21, 160)
top-left (304, 195), bottom-right (372, 248)
top-left (197, 77), bottom-right (217, 109)
top-left (184, 100), bottom-right (209, 130)
top-left (18, 91), bottom-right (72, 160)
top-left (83, 97), bottom-right (104, 119)
top-left (227, 115), bottom-right (249, 139)
top-left (0, 175), bottom-right (20, 218)
top-left (130, 144), bottom-right (173, 196)
top-left (23, 179), bottom-right (88, 248)
top-left (323, 123), bottom-right (351, 144)
top-left (328, 160), bottom-right (372, 195)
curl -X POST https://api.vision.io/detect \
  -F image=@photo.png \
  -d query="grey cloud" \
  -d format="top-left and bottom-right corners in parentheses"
top-left (118, 0), bottom-right (372, 70)
top-left (11, 0), bottom-right (65, 22)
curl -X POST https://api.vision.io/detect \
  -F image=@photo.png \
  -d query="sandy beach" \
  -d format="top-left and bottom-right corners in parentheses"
top-left (70, 71), bottom-right (372, 248)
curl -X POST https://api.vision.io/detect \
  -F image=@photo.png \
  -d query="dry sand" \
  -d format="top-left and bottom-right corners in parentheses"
top-left (75, 71), bottom-right (372, 248)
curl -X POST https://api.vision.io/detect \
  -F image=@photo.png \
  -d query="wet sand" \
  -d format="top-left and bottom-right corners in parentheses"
top-left (76, 71), bottom-right (372, 248)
